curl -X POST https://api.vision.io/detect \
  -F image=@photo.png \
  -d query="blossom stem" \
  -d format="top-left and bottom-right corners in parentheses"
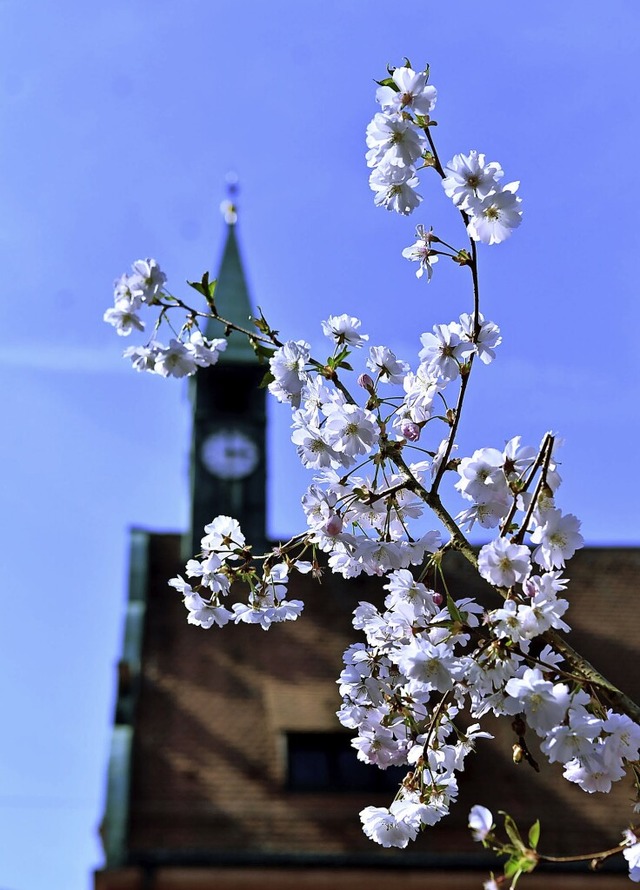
top-left (512, 433), bottom-right (555, 544)
top-left (499, 434), bottom-right (551, 538)
top-left (423, 123), bottom-right (480, 492)
top-left (499, 433), bottom-right (553, 542)
top-left (157, 297), bottom-right (284, 347)
top-left (470, 241), bottom-right (480, 338)
top-left (543, 629), bottom-right (640, 723)
top-left (308, 358), bottom-right (356, 404)
top-left (429, 359), bottom-right (474, 495)
top-left (537, 836), bottom-right (631, 865)
top-left (424, 126), bottom-right (445, 178)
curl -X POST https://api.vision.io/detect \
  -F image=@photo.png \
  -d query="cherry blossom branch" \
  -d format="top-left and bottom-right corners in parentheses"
top-left (108, 63), bottom-right (640, 862)
top-left (158, 295), bottom-right (283, 348)
top-left (421, 123), bottom-right (481, 491)
top-left (429, 360), bottom-right (474, 494)
top-left (511, 434), bottom-right (555, 544)
top-left (543, 630), bottom-right (640, 723)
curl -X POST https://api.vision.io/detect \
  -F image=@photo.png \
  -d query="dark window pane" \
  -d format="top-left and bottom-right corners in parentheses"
top-left (289, 748), bottom-right (330, 789)
top-left (286, 732), bottom-right (406, 793)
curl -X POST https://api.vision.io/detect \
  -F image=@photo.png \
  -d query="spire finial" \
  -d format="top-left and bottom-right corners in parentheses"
top-left (220, 171), bottom-right (239, 225)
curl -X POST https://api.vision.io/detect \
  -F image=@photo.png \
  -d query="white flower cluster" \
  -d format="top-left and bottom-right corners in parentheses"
top-left (442, 150), bottom-right (522, 245)
top-left (265, 311), bottom-right (499, 579)
top-left (366, 66), bottom-right (435, 215)
top-left (456, 437), bottom-right (541, 532)
top-left (341, 562), bottom-right (640, 848)
top-left (104, 259), bottom-right (227, 377)
top-left (103, 258), bottom-right (166, 335)
top-left (340, 569), bottom-right (493, 846)
top-left (168, 516), bottom-right (306, 631)
top-left (365, 64), bottom-right (522, 263)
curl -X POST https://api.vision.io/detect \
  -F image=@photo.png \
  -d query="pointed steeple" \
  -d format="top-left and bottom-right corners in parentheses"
top-left (206, 182), bottom-right (258, 364)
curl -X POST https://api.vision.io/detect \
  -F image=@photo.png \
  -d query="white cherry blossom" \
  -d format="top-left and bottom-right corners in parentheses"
top-left (365, 112), bottom-right (425, 169)
top-left (530, 508), bottom-right (584, 569)
top-left (103, 303), bottom-right (145, 336)
top-left (376, 66), bottom-right (437, 117)
top-left (478, 538), bottom-right (531, 588)
top-left (154, 339), bottom-right (199, 378)
top-left (402, 224), bottom-right (439, 280)
top-left (369, 162), bottom-right (422, 215)
top-left (321, 314), bottom-right (368, 348)
top-left (468, 805), bottom-right (493, 842)
top-left (323, 403), bottom-right (379, 458)
top-left (466, 184), bottom-right (522, 244)
top-left (366, 345), bottom-right (409, 384)
top-left (442, 151), bottom-right (503, 209)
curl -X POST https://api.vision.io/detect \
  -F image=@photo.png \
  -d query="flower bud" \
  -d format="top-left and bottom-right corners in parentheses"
top-left (358, 373), bottom-right (374, 391)
top-left (431, 591), bottom-right (443, 607)
top-left (324, 514), bottom-right (343, 537)
top-left (401, 420), bottom-right (421, 442)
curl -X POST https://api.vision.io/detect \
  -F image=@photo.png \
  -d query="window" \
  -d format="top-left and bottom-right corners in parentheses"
top-left (286, 732), bottom-right (407, 793)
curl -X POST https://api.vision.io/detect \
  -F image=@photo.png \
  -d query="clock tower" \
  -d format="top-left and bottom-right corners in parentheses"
top-left (188, 202), bottom-right (267, 557)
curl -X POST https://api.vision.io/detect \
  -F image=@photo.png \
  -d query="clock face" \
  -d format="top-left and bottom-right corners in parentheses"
top-left (201, 429), bottom-right (259, 480)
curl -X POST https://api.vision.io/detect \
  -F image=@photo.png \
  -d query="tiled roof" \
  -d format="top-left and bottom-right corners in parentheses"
top-left (118, 535), bottom-right (639, 869)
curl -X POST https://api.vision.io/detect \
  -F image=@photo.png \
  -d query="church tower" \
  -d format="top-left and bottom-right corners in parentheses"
top-left (188, 201), bottom-right (267, 557)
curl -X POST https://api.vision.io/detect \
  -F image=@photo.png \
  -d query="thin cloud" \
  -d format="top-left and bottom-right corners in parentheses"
top-left (0, 343), bottom-right (131, 373)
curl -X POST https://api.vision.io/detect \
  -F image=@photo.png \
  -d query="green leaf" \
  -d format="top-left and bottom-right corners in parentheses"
top-left (501, 813), bottom-right (525, 851)
top-left (528, 819), bottom-right (540, 850)
top-left (206, 274), bottom-right (217, 299)
top-left (259, 369), bottom-right (275, 389)
top-left (251, 314), bottom-right (270, 335)
top-left (251, 306), bottom-right (279, 341)
top-left (504, 858), bottom-right (521, 879)
top-left (445, 594), bottom-right (464, 624)
top-left (187, 279), bottom-right (206, 297)
top-left (334, 346), bottom-right (351, 365)
top-left (250, 341), bottom-right (275, 364)
top-left (188, 272), bottom-right (217, 305)
top-left (508, 850), bottom-right (539, 880)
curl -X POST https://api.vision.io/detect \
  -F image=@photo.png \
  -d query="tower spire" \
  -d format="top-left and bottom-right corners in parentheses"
top-left (220, 171), bottom-right (239, 225)
top-left (206, 176), bottom-right (258, 364)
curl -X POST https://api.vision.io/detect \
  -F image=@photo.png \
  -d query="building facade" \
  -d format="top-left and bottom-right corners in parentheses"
top-left (96, 219), bottom-right (639, 889)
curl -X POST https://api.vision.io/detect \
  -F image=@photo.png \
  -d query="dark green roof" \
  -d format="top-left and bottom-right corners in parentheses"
top-left (205, 223), bottom-right (258, 364)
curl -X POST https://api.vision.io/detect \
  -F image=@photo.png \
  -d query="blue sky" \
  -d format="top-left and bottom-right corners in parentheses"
top-left (1, 2), bottom-right (639, 888)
